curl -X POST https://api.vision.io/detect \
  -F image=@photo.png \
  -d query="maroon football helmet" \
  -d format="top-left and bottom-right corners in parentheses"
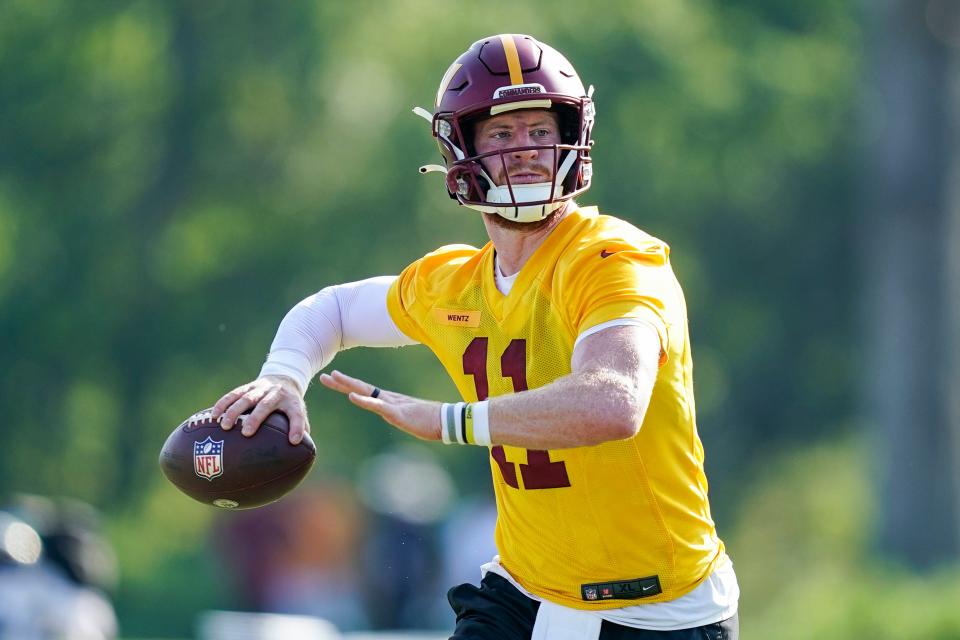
top-left (415, 34), bottom-right (595, 222)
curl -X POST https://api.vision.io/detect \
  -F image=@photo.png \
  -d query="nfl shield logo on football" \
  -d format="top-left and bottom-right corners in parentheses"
top-left (584, 586), bottom-right (598, 601)
top-left (194, 436), bottom-right (224, 481)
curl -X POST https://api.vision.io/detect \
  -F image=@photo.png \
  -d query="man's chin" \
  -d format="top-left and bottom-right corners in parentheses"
top-left (482, 206), bottom-right (565, 233)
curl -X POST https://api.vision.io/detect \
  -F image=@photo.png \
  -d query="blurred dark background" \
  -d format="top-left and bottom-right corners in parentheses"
top-left (2, 0), bottom-right (959, 638)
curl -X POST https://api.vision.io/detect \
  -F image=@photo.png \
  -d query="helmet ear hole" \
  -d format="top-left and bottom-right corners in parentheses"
top-left (447, 163), bottom-right (491, 201)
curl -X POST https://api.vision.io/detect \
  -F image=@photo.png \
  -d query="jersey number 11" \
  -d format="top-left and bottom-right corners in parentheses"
top-left (463, 337), bottom-right (571, 490)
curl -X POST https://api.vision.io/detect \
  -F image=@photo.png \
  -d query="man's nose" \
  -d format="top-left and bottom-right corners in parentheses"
top-left (510, 141), bottom-right (539, 161)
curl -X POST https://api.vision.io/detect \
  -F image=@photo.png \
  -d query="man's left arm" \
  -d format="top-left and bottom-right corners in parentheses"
top-left (318, 323), bottom-right (661, 449)
top-left (485, 322), bottom-right (660, 449)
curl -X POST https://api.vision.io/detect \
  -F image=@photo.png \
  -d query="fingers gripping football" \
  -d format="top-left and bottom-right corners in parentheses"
top-left (212, 376), bottom-right (309, 444)
top-left (319, 370), bottom-right (442, 442)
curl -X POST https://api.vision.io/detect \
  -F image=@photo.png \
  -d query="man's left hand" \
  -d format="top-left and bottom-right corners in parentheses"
top-left (318, 370), bottom-right (442, 442)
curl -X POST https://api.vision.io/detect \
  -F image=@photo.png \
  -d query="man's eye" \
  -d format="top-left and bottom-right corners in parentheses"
top-left (532, 129), bottom-right (552, 137)
top-left (493, 131), bottom-right (511, 139)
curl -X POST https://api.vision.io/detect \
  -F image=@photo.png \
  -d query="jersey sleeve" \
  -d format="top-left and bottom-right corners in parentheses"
top-left (561, 233), bottom-right (680, 365)
top-left (386, 244), bottom-right (479, 346)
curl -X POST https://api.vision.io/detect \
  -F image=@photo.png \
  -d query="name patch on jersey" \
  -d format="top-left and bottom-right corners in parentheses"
top-left (581, 575), bottom-right (662, 601)
top-left (433, 308), bottom-right (481, 328)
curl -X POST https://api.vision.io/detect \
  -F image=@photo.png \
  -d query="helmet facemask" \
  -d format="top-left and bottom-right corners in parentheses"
top-left (436, 102), bottom-right (592, 222)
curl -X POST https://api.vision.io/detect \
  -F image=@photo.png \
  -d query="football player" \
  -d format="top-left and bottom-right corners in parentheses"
top-left (213, 34), bottom-right (739, 639)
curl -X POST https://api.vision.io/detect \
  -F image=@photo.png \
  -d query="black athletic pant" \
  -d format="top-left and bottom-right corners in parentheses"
top-left (448, 573), bottom-right (739, 640)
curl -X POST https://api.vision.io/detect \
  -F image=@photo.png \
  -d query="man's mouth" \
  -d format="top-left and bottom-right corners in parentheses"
top-left (506, 172), bottom-right (549, 185)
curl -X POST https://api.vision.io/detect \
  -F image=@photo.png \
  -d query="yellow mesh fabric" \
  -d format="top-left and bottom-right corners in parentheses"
top-left (387, 207), bottom-right (724, 609)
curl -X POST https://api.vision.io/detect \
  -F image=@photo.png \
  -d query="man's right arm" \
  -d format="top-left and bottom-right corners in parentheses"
top-left (258, 275), bottom-right (417, 394)
top-left (210, 276), bottom-right (417, 443)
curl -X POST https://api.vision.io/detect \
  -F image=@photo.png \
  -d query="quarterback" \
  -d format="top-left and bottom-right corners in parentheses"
top-left (213, 34), bottom-right (739, 639)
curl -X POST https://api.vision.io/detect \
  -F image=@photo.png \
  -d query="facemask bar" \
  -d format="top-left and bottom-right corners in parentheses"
top-left (450, 143), bottom-right (586, 204)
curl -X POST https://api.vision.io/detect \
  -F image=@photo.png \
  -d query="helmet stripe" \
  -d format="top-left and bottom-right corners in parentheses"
top-left (436, 62), bottom-right (463, 107)
top-left (498, 34), bottom-right (524, 85)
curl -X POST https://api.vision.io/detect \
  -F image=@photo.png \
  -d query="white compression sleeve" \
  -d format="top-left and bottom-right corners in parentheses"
top-left (258, 276), bottom-right (418, 395)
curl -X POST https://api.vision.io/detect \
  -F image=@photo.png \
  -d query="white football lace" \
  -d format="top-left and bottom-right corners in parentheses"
top-left (185, 408), bottom-right (214, 427)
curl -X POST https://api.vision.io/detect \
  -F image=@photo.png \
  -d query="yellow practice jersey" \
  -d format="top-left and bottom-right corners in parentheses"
top-left (386, 206), bottom-right (725, 609)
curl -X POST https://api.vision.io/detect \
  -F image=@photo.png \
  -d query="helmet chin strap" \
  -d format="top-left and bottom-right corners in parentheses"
top-left (469, 148), bottom-right (578, 223)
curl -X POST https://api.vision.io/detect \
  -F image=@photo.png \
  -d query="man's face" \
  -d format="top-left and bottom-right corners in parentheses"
top-left (472, 108), bottom-right (561, 187)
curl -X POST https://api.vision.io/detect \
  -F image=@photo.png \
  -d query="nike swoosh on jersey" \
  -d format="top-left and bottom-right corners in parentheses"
top-left (600, 249), bottom-right (617, 258)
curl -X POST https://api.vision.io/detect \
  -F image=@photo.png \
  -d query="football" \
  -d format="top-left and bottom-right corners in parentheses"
top-left (159, 408), bottom-right (316, 510)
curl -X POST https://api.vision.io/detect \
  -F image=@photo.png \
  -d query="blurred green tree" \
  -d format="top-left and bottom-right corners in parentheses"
top-left (863, 0), bottom-right (960, 569)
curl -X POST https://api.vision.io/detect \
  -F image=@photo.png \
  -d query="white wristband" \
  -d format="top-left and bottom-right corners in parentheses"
top-left (439, 401), bottom-right (491, 446)
top-left (469, 400), bottom-right (491, 447)
top-left (440, 402), bottom-right (467, 444)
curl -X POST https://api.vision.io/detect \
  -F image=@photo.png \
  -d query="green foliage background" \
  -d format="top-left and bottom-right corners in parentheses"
top-left (2, 0), bottom-right (955, 637)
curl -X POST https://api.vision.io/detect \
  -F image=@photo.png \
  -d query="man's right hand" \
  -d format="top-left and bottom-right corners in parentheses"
top-left (211, 375), bottom-right (309, 445)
